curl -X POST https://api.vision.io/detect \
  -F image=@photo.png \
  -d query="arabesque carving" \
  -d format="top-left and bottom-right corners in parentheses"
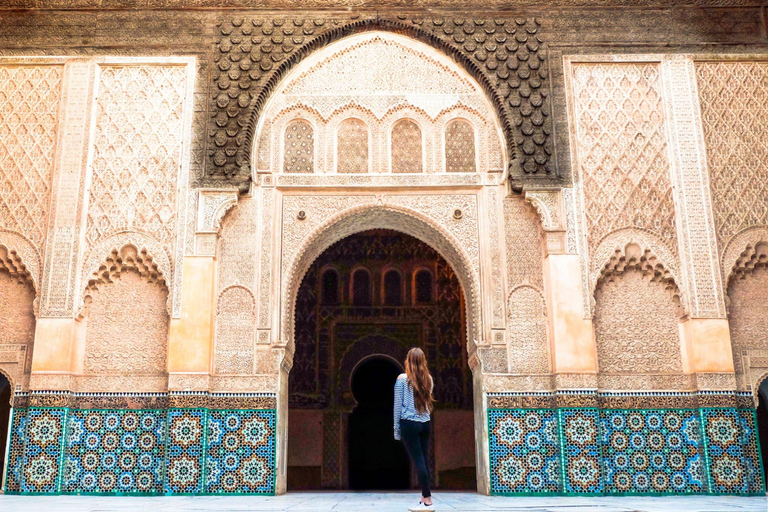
top-left (0, 244), bottom-right (34, 288)
top-left (209, 16), bottom-right (552, 183)
top-left (0, 65), bottom-right (63, 252)
top-left (506, 285), bottom-right (549, 374)
top-left (595, 242), bottom-right (683, 316)
top-left (568, 62), bottom-right (677, 263)
top-left (80, 245), bottom-right (169, 387)
top-left (82, 244), bottom-right (167, 310)
top-left (594, 264), bottom-right (684, 379)
top-left (0, 251), bottom-right (36, 392)
top-left (696, 61), bottom-right (768, 250)
top-left (86, 65), bottom-right (187, 259)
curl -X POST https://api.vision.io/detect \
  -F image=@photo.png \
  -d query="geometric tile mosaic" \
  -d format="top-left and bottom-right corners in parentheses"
top-left (4, 404), bottom-right (762, 497)
top-left (488, 409), bottom-right (561, 494)
top-left (701, 408), bottom-right (764, 495)
top-left (205, 410), bottom-right (276, 494)
top-left (737, 409), bottom-right (765, 495)
top-left (4, 406), bottom-right (277, 496)
top-left (63, 410), bottom-right (165, 494)
top-left (559, 409), bottom-right (602, 493)
top-left (21, 408), bottom-right (67, 494)
top-left (166, 409), bottom-right (207, 494)
top-left (4, 408), bottom-right (28, 493)
top-left (488, 407), bottom-right (765, 496)
top-left (601, 409), bottom-right (704, 494)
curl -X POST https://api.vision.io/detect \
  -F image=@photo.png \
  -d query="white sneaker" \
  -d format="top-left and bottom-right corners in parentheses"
top-left (408, 502), bottom-right (435, 511)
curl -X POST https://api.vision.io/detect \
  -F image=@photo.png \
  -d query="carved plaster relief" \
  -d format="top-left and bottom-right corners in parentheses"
top-left (503, 195), bottom-right (544, 291)
top-left (696, 61), bottom-right (768, 256)
top-left (281, 195), bottom-right (377, 278)
top-left (255, 33), bottom-right (505, 177)
top-left (214, 286), bottom-right (257, 376)
top-left (213, 17), bottom-right (550, 182)
top-left (662, 58), bottom-right (724, 318)
top-left (0, 264), bottom-right (35, 391)
top-left (86, 65), bottom-right (187, 257)
top-left (0, 64), bottom-right (63, 252)
top-left (595, 267), bottom-right (683, 371)
top-left (507, 286), bottom-right (550, 375)
top-left (84, 62), bottom-right (193, 320)
top-left (217, 194), bottom-right (258, 290)
top-left (82, 267), bottom-right (169, 392)
top-left (566, 60), bottom-right (680, 303)
top-left (728, 261), bottom-right (768, 387)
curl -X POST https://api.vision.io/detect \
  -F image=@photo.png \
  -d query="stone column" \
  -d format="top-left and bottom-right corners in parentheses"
top-left (662, 57), bottom-right (735, 389)
top-left (167, 190), bottom-right (238, 391)
top-left (30, 60), bottom-right (95, 390)
top-left (526, 190), bottom-right (598, 388)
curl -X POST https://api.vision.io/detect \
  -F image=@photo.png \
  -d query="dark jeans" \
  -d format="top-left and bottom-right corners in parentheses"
top-left (400, 419), bottom-right (431, 498)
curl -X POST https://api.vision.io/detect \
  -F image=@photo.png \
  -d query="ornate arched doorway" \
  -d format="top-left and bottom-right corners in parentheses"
top-left (0, 372), bottom-right (10, 480)
top-left (286, 230), bottom-right (476, 491)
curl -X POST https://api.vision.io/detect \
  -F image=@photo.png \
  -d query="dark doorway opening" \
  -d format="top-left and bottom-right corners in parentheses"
top-left (0, 374), bottom-right (10, 480)
top-left (348, 357), bottom-right (410, 490)
top-left (757, 379), bottom-right (768, 483)
top-left (287, 229), bottom-right (476, 491)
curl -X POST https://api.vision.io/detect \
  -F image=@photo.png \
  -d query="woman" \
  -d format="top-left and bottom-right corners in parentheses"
top-left (393, 348), bottom-right (435, 512)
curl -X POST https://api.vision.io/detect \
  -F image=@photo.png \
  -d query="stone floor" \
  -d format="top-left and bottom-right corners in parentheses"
top-left (0, 493), bottom-right (766, 511)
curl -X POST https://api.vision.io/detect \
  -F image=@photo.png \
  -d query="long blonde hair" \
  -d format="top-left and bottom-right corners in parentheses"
top-left (405, 348), bottom-right (434, 414)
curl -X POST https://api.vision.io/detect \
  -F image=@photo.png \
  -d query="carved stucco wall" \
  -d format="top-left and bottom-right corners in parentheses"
top-left (565, 59), bottom-right (682, 344)
top-left (280, 202), bottom-right (482, 352)
top-left (214, 285), bottom-right (257, 375)
top-left (82, 269), bottom-right (169, 391)
top-left (211, 17), bottom-right (551, 184)
top-left (85, 65), bottom-right (187, 267)
top-left (594, 268), bottom-right (684, 389)
top-left (502, 195), bottom-right (548, 375)
top-left (569, 62), bottom-right (677, 276)
top-left (0, 268), bottom-right (35, 390)
top-left (728, 264), bottom-right (768, 390)
top-left (696, 61), bottom-right (768, 270)
top-left (0, 65), bottom-right (63, 282)
top-left (256, 33), bottom-right (504, 177)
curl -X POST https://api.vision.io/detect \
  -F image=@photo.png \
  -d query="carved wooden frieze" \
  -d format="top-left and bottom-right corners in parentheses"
top-left (208, 15), bottom-right (552, 185)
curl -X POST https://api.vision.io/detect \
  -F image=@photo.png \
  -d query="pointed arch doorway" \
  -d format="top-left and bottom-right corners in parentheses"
top-left (285, 229), bottom-right (477, 491)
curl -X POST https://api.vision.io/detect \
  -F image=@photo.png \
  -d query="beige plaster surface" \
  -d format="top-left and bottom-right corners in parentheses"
top-left (168, 256), bottom-right (216, 373)
top-left (543, 254), bottom-right (597, 375)
top-left (683, 318), bottom-right (735, 374)
top-left (30, 317), bottom-right (75, 373)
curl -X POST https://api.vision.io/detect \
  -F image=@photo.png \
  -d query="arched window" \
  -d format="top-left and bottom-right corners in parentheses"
top-left (337, 118), bottom-right (369, 173)
top-left (445, 119), bottom-right (476, 172)
top-left (391, 119), bottom-right (423, 173)
top-left (352, 268), bottom-right (372, 307)
top-left (283, 120), bottom-right (314, 173)
top-left (414, 269), bottom-right (433, 304)
top-left (383, 270), bottom-right (403, 306)
top-left (321, 269), bottom-right (340, 305)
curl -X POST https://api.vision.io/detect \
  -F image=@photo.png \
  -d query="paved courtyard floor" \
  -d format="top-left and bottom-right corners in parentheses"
top-left (0, 492), bottom-right (766, 512)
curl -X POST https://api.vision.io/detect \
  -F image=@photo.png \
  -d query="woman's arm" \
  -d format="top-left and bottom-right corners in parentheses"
top-left (393, 376), bottom-right (404, 440)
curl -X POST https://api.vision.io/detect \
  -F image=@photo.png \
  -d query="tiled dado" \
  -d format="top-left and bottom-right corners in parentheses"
top-left (3, 393), bottom-right (276, 496)
top-left (488, 393), bottom-right (765, 496)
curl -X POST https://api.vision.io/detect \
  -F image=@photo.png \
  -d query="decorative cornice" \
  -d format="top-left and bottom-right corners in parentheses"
top-left (3, 1), bottom-right (765, 9)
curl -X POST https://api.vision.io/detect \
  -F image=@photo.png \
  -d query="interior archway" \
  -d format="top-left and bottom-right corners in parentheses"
top-left (349, 356), bottom-right (409, 490)
top-left (286, 229), bottom-right (476, 491)
top-left (757, 378), bottom-right (768, 482)
top-left (0, 372), bottom-right (10, 481)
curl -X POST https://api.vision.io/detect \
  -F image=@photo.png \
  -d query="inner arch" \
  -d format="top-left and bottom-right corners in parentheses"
top-left (282, 204), bottom-right (482, 354)
top-left (253, 30), bottom-right (508, 177)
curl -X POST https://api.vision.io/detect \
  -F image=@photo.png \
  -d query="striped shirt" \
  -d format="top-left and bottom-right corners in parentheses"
top-left (393, 373), bottom-right (432, 440)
